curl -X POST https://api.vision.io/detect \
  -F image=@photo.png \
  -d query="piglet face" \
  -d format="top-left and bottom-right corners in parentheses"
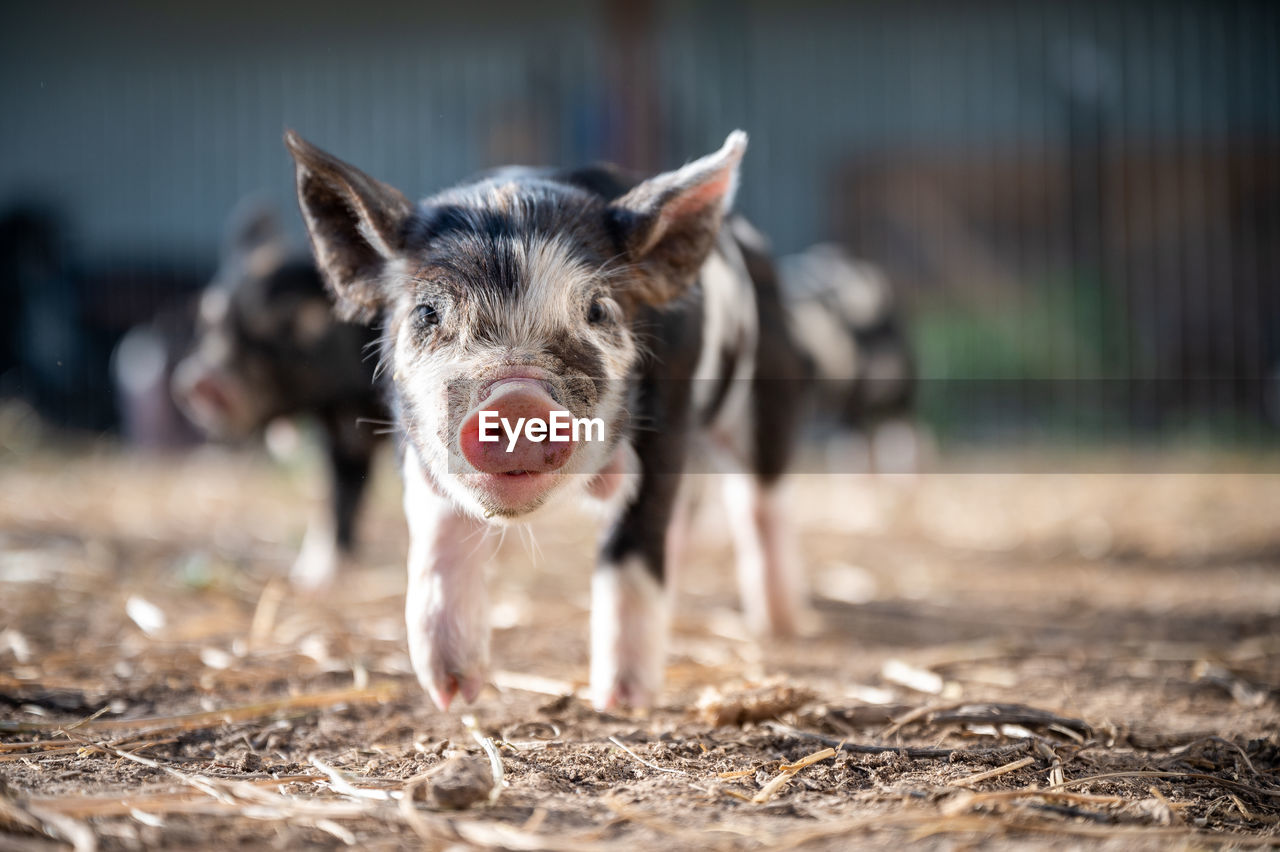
top-left (172, 204), bottom-right (347, 440)
top-left (285, 131), bottom-right (746, 519)
top-left (378, 218), bottom-right (637, 518)
top-left (171, 284), bottom-right (264, 439)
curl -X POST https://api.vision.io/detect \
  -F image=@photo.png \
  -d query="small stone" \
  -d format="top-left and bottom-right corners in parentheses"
top-left (420, 756), bottom-right (493, 810)
top-left (414, 736), bottom-right (448, 756)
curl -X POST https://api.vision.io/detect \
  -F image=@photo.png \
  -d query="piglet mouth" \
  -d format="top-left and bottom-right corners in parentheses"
top-left (462, 470), bottom-right (559, 517)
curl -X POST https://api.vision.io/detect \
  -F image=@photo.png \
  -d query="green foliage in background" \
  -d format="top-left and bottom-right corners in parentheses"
top-left (907, 274), bottom-right (1273, 445)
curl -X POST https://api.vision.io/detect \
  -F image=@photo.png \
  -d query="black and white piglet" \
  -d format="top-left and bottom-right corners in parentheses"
top-left (284, 130), bottom-right (809, 710)
top-left (778, 244), bottom-right (920, 472)
top-left (171, 204), bottom-right (386, 587)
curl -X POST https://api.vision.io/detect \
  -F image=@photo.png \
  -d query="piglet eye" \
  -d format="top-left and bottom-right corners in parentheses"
top-left (413, 303), bottom-right (440, 330)
top-left (587, 298), bottom-right (608, 324)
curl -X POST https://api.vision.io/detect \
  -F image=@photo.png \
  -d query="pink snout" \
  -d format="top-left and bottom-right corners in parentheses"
top-left (186, 374), bottom-right (235, 417)
top-left (171, 357), bottom-right (250, 437)
top-left (458, 381), bottom-right (577, 475)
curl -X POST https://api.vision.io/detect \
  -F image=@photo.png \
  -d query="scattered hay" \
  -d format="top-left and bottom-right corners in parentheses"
top-left (751, 746), bottom-right (838, 804)
top-left (948, 755), bottom-right (1037, 787)
top-left (4, 453), bottom-right (1280, 849)
top-left (462, 714), bottom-right (506, 805)
top-left (0, 682), bottom-right (404, 736)
top-left (694, 680), bottom-right (815, 727)
top-left (608, 736), bottom-right (689, 776)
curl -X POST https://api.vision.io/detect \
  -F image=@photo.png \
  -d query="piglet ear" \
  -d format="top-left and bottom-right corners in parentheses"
top-left (221, 199), bottom-right (288, 281)
top-left (609, 131), bottom-right (747, 305)
top-left (224, 199), bottom-right (284, 260)
top-left (284, 130), bottom-right (412, 322)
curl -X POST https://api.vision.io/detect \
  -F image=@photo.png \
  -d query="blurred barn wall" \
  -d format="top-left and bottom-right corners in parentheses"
top-left (1, 0), bottom-right (1277, 438)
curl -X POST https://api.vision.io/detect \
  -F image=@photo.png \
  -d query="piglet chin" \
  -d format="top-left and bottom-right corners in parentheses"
top-left (462, 470), bottom-right (561, 517)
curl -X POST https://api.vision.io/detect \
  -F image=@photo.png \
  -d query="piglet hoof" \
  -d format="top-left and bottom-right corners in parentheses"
top-left (754, 600), bottom-right (801, 640)
top-left (289, 536), bottom-right (342, 592)
top-left (407, 614), bottom-right (490, 712)
top-left (412, 648), bottom-right (489, 712)
top-left (422, 668), bottom-right (488, 712)
top-left (591, 672), bottom-right (659, 712)
top-left (744, 598), bottom-right (823, 641)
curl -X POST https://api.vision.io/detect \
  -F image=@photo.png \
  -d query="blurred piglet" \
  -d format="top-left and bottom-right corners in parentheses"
top-left (778, 244), bottom-right (922, 473)
top-left (171, 203), bottom-right (386, 587)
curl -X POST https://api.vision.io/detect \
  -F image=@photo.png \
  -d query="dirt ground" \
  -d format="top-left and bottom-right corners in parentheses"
top-left (2, 439), bottom-right (1279, 850)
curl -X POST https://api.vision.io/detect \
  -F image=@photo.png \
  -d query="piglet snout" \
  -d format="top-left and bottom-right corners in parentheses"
top-left (458, 380), bottom-right (576, 474)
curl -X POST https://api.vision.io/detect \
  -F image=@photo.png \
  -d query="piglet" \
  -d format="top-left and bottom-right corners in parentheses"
top-left (172, 203), bottom-right (386, 587)
top-left (285, 131), bottom-right (810, 710)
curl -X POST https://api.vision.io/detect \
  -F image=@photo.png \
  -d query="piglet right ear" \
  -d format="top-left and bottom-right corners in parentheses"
top-left (284, 130), bottom-right (412, 322)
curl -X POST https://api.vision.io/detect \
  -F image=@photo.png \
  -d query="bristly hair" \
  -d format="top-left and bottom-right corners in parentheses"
top-left (399, 177), bottom-right (616, 305)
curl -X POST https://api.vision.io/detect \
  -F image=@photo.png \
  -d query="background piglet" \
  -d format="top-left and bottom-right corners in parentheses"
top-left (779, 244), bottom-right (922, 474)
top-left (171, 202), bottom-right (386, 587)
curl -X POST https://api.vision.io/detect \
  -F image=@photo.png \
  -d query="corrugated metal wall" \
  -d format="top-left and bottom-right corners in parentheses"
top-left (2, 0), bottom-right (1277, 434)
top-left (6, 2), bottom-right (1273, 257)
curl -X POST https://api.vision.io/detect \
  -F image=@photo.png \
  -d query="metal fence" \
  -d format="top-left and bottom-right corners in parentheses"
top-left (1, 0), bottom-right (1277, 438)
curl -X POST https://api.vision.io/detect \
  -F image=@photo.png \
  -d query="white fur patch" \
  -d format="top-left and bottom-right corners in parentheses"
top-left (198, 286), bottom-right (231, 325)
top-left (244, 243), bottom-right (287, 281)
top-left (113, 325), bottom-right (166, 395)
top-left (835, 260), bottom-right (891, 329)
top-left (728, 215), bottom-right (771, 254)
top-left (663, 477), bottom-right (697, 587)
top-left (590, 556), bottom-right (669, 710)
top-left (872, 419), bottom-right (922, 475)
top-left (787, 299), bottom-right (859, 381)
top-left (781, 246), bottom-right (890, 330)
top-left (506, 236), bottom-right (590, 348)
top-left (694, 235), bottom-right (758, 459)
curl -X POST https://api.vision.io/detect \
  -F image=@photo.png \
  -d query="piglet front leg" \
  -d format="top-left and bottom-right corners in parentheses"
top-left (290, 513), bottom-right (344, 590)
top-left (402, 447), bottom-right (494, 711)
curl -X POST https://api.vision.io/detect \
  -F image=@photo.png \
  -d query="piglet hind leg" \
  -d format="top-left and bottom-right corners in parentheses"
top-left (402, 447), bottom-right (495, 711)
top-left (590, 556), bottom-right (670, 711)
top-left (590, 472), bottom-right (682, 712)
top-left (722, 473), bottom-right (808, 638)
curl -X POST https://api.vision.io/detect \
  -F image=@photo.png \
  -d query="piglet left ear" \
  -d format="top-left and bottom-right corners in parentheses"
top-left (224, 199), bottom-right (284, 260)
top-left (609, 131), bottom-right (747, 305)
